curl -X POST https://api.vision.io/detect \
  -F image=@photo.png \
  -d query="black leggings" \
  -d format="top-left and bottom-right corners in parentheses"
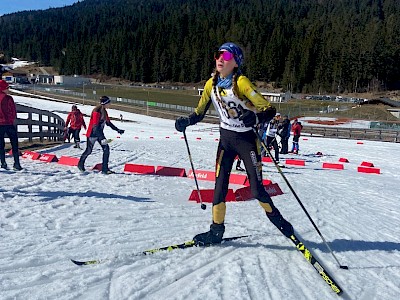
top-left (213, 128), bottom-right (276, 208)
top-left (0, 125), bottom-right (20, 166)
top-left (266, 135), bottom-right (279, 161)
top-left (69, 128), bottom-right (81, 143)
top-left (79, 136), bottom-right (110, 172)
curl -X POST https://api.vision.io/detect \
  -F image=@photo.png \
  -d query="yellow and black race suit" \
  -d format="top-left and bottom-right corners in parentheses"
top-left (189, 75), bottom-right (279, 224)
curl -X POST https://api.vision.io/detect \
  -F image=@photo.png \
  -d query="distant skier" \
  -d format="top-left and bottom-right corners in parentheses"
top-left (65, 105), bottom-right (86, 149)
top-left (263, 113), bottom-right (281, 164)
top-left (78, 96), bottom-right (125, 174)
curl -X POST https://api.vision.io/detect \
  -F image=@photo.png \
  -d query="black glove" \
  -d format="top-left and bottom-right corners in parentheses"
top-left (175, 116), bottom-right (190, 132)
top-left (239, 110), bottom-right (257, 127)
top-left (117, 129), bottom-right (125, 135)
top-left (258, 106), bottom-right (277, 123)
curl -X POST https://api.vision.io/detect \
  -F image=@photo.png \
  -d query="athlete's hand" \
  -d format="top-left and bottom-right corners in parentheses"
top-left (175, 117), bottom-right (190, 132)
top-left (239, 110), bottom-right (257, 127)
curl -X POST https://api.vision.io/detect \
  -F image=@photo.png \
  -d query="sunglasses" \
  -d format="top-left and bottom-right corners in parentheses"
top-left (214, 50), bottom-right (235, 61)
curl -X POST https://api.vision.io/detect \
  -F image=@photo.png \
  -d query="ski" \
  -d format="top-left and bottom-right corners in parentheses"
top-left (289, 233), bottom-right (343, 295)
top-left (71, 235), bottom-right (249, 266)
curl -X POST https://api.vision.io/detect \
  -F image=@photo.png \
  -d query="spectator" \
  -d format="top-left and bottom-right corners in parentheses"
top-left (278, 115), bottom-right (291, 154)
top-left (0, 80), bottom-right (22, 171)
top-left (65, 105), bottom-right (86, 149)
top-left (78, 96), bottom-right (124, 174)
top-left (290, 118), bottom-right (303, 154)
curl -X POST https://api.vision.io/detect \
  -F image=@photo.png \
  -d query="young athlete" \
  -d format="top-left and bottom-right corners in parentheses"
top-left (175, 42), bottom-right (294, 245)
top-left (78, 96), bottom-right (124, 174)
top-left (263, 112), bottom-right (281, 163)
top-left (290, 118), bottom-right (303, 154)
top-left (64, 105), bottom-right (86, 149)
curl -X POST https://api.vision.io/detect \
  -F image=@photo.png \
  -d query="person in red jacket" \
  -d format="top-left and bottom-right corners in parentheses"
top-left (0, 80), bottom-right (22, 170)
top-left (290, 118), bottom-right (303, 154)
top-left (78, 96), bottom-right (124, 174)
top-left (64, 105), bottom-right (86, 149)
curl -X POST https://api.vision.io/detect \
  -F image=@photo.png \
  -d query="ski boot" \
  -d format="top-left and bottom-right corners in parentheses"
top-left (77, 163), bottom-right (85, 172)
top-left (193, 223), bottom-right (225, 246)
top-left (13, 163), bottom-right (23, 171)
top-left (267, 212), bottom-right (294, 238)
top-left (102, 169), bottom-right (115, 175)
top-left (1, 163), bottom-right (8, 170)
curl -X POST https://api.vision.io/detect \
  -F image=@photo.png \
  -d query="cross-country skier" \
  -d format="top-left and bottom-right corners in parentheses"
top-left (263, 112), bottom-right (281, 163)
top-left (175, 42), bottom-right (294, 245)
top-left (78, 96), bottom-right (124, 174)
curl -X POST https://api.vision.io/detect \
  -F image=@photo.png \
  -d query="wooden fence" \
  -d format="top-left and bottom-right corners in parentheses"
top-left (12, 104), bottom-right (65, 142)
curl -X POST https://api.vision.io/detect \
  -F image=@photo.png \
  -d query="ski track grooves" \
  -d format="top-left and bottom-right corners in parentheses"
top-left (121, 247), bottom-right (239, 299)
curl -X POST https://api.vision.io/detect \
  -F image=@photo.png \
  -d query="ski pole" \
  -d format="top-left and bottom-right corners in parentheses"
top-left (254, 127), bottom-right (348, 269)
top-left (183, 130), bottom-right (206, 210)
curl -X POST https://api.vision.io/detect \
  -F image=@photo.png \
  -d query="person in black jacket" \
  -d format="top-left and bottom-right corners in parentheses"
top-left (278, 115), bottom-right (291, 154)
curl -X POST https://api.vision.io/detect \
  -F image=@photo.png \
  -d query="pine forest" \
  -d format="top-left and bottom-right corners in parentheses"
top-left (0, 0), bottom-right (399, 93)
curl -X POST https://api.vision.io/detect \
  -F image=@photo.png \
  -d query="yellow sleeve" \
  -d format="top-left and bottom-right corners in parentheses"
top-left (194, 78), bottom-right (213, 116)
top-left (237, 75), bottom-right (272, 112)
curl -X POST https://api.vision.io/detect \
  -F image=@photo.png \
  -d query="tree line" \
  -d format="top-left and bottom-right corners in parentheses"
top-left (0, 0), bottom-right (399, 93)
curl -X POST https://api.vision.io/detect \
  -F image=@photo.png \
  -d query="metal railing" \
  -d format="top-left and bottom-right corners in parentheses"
top-left (302, 126), bottom-right (400, 143)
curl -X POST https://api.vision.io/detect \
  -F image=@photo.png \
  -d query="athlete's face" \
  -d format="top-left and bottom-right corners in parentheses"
top-left (215, 50), bottom-right (238, 77)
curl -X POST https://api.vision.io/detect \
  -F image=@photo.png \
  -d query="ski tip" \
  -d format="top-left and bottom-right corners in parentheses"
top-left (340, 265), bottom-right (349, 270)
top-left (71, 259), bottom-right (100, 266)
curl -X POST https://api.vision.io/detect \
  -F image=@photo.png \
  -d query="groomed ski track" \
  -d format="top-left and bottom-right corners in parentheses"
top-left (1, 95), bottom-right (400, 299)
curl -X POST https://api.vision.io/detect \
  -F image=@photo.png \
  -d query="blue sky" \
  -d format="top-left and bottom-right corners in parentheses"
top-left (0, 0), bottom-right (79, 16)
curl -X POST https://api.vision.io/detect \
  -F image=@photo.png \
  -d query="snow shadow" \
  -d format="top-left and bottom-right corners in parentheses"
top-left (1, 189), bottom-right (152, 203)
top-left (305, 238), bottom-right (400, 253)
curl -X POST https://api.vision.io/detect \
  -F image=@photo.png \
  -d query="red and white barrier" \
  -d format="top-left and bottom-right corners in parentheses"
top-left (234, 183), bottom-right (284, 201)
top-left (262, 156), bottom-right (273, 163)
top-left (187, 170), bottom-right (215, 182)
top-left (124, 163), bottom-right (156, 174)
top-left (360, 161), bottom-right (374, 167)
top-left (357, 166), bottom-right (380, 174)
top-left (155, 166), bottom-right (186, 177)
top-left (57, 156), bottom-right (79, 166)
top-left (188, 189), bottom-right (235, 203)
top-left (322, 162), bottom-right (344, 170)
top-left (38, 153), bottom-right (58, 163)
top-left (22, 151), bottom-right (41, 160)
top-left (285, 159), bottom-right (305, 166)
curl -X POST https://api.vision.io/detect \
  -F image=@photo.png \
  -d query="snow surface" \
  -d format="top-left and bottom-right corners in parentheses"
top-left (1, 94), bottom-right (400, 300)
